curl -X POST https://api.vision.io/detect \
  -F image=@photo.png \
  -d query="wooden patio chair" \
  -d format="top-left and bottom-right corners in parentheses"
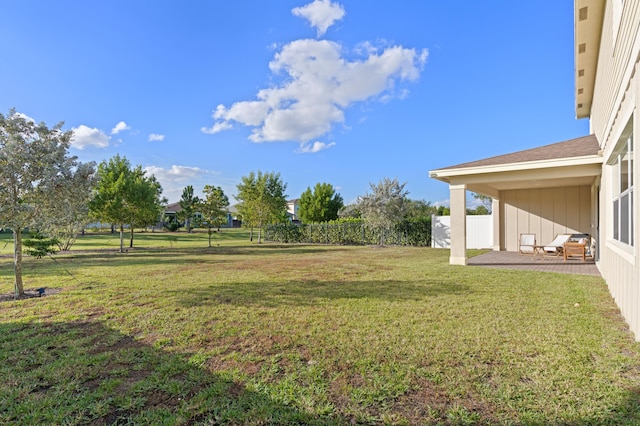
top-left (563, 235), bottom-right (590, 261)
top-left (542, 234), bottom-right (572, 257)
top-left (518, 233), bottom-right (536, 255)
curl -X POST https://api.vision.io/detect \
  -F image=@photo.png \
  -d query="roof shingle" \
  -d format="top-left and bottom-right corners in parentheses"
top-left (437, 134), bottom-right (600, 170)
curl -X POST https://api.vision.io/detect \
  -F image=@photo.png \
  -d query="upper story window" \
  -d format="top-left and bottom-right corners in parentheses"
top-left (612, 130), bottom-right (634, 246)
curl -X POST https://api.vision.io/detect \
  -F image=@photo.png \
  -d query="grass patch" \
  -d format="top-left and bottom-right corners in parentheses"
top-left (1, 231), bottom-right (639, 424)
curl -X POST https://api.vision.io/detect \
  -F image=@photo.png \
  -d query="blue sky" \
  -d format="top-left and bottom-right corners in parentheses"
top-left (1, 1), bottom-right (589, 206)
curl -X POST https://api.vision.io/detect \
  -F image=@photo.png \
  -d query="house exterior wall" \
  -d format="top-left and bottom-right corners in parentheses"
top-left (499, 186), bottom-right (592, 252)
top-left (589, 0), bottom-right (640, 338)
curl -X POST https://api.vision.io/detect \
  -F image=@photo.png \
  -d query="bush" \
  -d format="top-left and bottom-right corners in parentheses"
top-left (23, 232), bottom-right (59, 258)
top-left (265, 218), bottom-right (431, 247)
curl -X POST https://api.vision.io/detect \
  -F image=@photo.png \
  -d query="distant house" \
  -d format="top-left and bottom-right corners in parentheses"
top-left (287, 199), bottom-right (300, 222)
top-left (163, 202), bottom-right (234, 228)
top-left (430, 1), bottom-right (640, 339)
top-left (227, 204), bottom-right (241, 228)
top-left (163, 202), bottom-right (182, 219)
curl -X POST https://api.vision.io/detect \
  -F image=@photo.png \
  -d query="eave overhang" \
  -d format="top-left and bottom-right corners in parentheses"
top-left (575, 0), bottom-right (605, 119)
top-left (429, 154), bottom-right (603, 198)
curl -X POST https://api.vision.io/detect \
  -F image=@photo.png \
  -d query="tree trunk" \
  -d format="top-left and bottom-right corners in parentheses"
top-left (119, 224), bottom-right (125, 253)
top-left (13, 229), bottom-right (24, 296)
top-left (208, 227), bottom-right (212, 247)
top-left (258, 227), bottom-right (262, 244)
top-left (129, 227), bottom-right (134, 248)
top-left (250, 227), bottom-right (253, 242)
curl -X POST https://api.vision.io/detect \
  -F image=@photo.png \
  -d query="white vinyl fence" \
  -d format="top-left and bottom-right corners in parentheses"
top-left (431, 215), bottom-right (493, 249)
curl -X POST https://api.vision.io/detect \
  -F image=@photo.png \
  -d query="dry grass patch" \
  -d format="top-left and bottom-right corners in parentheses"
top-left (1, 232), bottom-right (640, 424)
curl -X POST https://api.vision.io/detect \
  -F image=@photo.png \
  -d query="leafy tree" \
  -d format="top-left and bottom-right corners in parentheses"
top-left (436, 205), bottom-right (451, 216)
top-left (338, 204), bottom-right (362, 219)
top-left (467, 205), bottom-right (490, 215)
top-left (472, 192), bottom-right (493, 213)
top-left (40, 162), bottom-right (96, 250)
top-left (404, 199), bottom-right (437, 222)
top-left (127, 172), bottom-right (165, 246)
top-left (90, 155), bottom-right (165, 252)
top-left (236, 171), bottom-right (288, 243)
top-left (177, 185), bottom-right (200, 233)
top-left (357, 177), bottom-right (409, 244)
top-left (299, 182), bottom-right (344, 223)
top-left (199, 185), bottom-right (229, 247)
top-left (0, 109), bottom-right (91, 296)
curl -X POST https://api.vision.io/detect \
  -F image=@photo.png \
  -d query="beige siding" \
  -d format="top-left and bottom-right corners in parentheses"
top-left (499, 186), bottom-right (592, 252)
top-left (591, 1), bottom-right (640, 144)
top-left (590, 1), bottom-right (640, 340)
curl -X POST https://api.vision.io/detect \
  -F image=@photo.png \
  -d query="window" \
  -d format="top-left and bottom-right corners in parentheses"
top-left (612, 132), bottom-right (634, 246)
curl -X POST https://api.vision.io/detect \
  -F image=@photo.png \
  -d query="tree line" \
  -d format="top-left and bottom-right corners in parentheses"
top-left (1, 109), bottom-right (490, 296)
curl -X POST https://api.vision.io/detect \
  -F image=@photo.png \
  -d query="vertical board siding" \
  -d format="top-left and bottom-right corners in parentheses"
top-left (500, 186), bottom-right (592, 251)
top-left (591, 0), bottom-right (640, 340)
top-left (592, 1), bottom-right (640, 146)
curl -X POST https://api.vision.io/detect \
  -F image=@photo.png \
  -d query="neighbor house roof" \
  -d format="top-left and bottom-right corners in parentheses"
top-left (164, 202), bottom-right (182, 213)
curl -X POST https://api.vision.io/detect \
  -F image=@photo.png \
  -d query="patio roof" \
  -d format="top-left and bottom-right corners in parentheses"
top-left (429, 135), bottom-right (603, 197)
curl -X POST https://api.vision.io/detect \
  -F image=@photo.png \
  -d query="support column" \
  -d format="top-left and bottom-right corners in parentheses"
top-left (492, 197), bottom-right (501, 251)
top-left (449, 184), bottom-right (467, 265)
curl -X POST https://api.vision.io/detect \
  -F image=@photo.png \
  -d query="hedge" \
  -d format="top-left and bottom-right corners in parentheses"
top-left (265, 219), bottom-right (431, 246)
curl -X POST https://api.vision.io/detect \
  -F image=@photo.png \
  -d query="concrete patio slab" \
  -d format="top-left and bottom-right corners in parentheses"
top-left (468, 250), bottom-right (600, 276)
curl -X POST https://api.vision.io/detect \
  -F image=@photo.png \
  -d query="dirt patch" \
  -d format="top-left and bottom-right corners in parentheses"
top-left (0, 287), bottom-right (63, 303)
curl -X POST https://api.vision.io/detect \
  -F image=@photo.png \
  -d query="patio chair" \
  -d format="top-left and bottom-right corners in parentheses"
top-left (518, 233), bottom-right (536, 255)
top-left (542, 234), bottom-right (572, 257)
top-left (564, 235), bottom-right (591, 261)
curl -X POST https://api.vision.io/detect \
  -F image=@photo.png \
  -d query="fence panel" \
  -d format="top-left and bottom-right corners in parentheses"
top-left (431, 215), bottom-right (493, 249)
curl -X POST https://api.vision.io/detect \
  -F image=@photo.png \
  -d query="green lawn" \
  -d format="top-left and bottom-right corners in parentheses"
top-left (1, 229), bottom-right (639, 425)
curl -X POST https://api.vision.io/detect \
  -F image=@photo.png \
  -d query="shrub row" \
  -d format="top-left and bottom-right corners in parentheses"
top-left (265, 219), bottom-right (431, 246)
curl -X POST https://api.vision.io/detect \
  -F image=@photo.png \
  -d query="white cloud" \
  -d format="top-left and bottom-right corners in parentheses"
top-left (144, 165), bottom-right (240, 204)
top-left (144, 165), bottom-right (205, 182)
top-left (296, 141), bottom-right (336, 153)
top-left (12, 112), bottom-right (35, 122)
top-left (292, 0), bottom-right (345, 37)
top-left (71, 125), bottom-right (110, 149)
top-left (111, 121), bottom-right (130, 135)
top-left (148, 133), bottom-right (165, 142)
top-left (205, 38), bottom-right (427, 146)
top-left (144, 165), bottom-right (210, 202)
top-left (201, 120), bottom-right (233, 135)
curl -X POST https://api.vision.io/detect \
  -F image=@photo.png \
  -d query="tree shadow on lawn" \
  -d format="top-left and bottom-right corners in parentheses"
top-left (38, 244), bottom-right (346, 264)
top-left (0, 245), bottom-right (357, 283)
top-left (0, 319), bottom-right (344, 425)
top-left (168, 279), bottom-right (471, 308)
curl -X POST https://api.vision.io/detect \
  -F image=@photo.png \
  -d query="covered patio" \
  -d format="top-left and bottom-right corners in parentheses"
top-left (468, 250), bottom-right (600, 276)
top-left (430, 135), bottom-right (603, 266)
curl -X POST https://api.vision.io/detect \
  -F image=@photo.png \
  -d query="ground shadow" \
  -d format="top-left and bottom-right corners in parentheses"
top-left (0, 245), bottom-right (361, 288)
top-left (169, 278), bottom-right (471, 308)
top-left (0, 320), bottom-right (345, 425)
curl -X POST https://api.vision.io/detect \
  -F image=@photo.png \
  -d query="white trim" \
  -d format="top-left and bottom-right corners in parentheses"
top-left (606, 238), bottom-right (636, 265)
top-left (449, 183), bottom-right (467, 190)
top-left (430, 155), bottom-right (603, 178)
